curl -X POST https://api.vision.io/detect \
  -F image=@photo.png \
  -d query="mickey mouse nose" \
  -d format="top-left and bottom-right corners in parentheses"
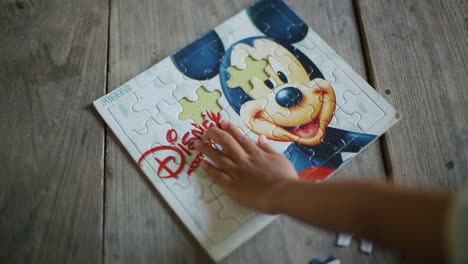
top-left (275, 87), bottom-right (303, 108)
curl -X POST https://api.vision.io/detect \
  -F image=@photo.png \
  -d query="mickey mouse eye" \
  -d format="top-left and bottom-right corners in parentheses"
top-left (268, 56), bottom-right (289, 85)
top-left (264, 77), bottom-right (276, 89)
top-left (277, 71), bottom-right (288, 83)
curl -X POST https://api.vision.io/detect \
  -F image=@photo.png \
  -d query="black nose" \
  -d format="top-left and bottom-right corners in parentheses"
top-left (275, 87), bottom-right (303, 108)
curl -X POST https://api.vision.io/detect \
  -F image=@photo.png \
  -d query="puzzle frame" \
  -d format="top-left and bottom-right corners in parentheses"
top-left (94, 0), bottom-right (399, 261)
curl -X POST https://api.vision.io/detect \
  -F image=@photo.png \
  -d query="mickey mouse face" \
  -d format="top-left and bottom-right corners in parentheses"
top-left (220, 38), bottom-right (336, 146)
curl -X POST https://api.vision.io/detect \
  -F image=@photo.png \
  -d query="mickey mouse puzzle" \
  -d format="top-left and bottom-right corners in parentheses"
top-left (94, 0), bottom-right (399, 261)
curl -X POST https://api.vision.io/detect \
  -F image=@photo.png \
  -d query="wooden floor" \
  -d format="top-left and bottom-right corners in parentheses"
top-left (1, 0), bottom-right (466, 263)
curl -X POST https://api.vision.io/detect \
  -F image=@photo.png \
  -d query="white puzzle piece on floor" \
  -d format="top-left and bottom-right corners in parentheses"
top-left (337, 233), bottom-right (374, 254)
top-left (94, 0), bottom-right (399, 261)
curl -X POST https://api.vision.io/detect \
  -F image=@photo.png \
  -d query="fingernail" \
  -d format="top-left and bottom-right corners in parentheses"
top-left (200, 160), bottom-right (207, 168)
top-left (259, 135), bottom-right (268, 144)
top-left (221, 119), bottom-right (229, 128)
top-left (194, 139), bottom-right (201, 147)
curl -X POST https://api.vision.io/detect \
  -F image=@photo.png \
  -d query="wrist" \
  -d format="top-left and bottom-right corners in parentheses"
top-left (264, 176), bottom-right (299, 214)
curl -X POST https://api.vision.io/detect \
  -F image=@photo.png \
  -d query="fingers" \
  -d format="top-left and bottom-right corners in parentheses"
top-left (204, 126), bottom-right (247, 163)
top-left (256, 135), bottom-right (277, 154)
top-left (200, 160), bottom-right (232, 188)
top-left (194, 140), bottom-right (235, 169)
top-left (220, 120), bottom-right (259, 154)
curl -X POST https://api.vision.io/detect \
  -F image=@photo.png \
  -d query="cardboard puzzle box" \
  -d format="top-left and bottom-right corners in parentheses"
top-left (94, 0), bottom-right (399, 261)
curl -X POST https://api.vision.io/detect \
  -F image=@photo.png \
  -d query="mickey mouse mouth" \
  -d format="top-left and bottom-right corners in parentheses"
top-left (283, 117), bottom-right (321, 139)
top-left (254, 110), bottom-right (321, 140)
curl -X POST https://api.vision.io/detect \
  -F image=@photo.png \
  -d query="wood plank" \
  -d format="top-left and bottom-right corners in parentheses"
top-left (356, 0), bottom-right (468, 188)
top-left (104, 0), bottom-right (242, 262)
top-left (0, 0), bottom-right (108, 263)
top-left (225, 1), bottom-right (395, 263)
top-left (105, 0), bottom-right (395, 263)
top-left (286, 0), bottom-right (388, 182)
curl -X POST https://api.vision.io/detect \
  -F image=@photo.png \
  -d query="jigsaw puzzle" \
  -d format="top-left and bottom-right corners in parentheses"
top-left (94, 0), bottom-right (399, 261)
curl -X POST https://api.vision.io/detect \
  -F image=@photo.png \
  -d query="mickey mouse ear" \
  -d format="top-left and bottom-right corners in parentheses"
top-left (171, 30), bottom-right (224, 80)
top-left (247, 0), bottom-right (308, 44)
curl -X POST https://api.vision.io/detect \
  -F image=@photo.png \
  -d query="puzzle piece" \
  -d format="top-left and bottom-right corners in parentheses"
top-left (203, 76), bottom-right (230, 108)
top-left (171, 169), bottom-right (191, 189)
top-left (158, 69), bottom-right (203, 101)
top-left (340, 152), bottom-right (357, 163)
top-left (127, 118), bottom-right (172, 149)
top-left (178, 86), bottom-right (222, 124)
top-left (134, 63), bottom-right (162, 87)
top-left (240, 98), bottom-right (278, 136)
top-left (143, 142), bottom-right (243, 243)
top-left (340, 91), bottom-right (384, 132)
top-left (336, 232), bottom-right (352, 247)
top-left (210, 182), bottom-right (224, 197)
top-left (337, 233), bottom-right (373, 254)
top-left (303, 126), bottom-right (371, 173)
top-left (215, 11), bottom-right (264, 48)
top-left (108, 93), bottom-right (151, 134)
top-left (215, 30), bottom-right (236, 53)
top-left (200, 75), bottom-right (222, 92)
top-left (238, 38), bottom-right (279, 62)
top-left (249, 0), bottom-right (308, 43)
top-left (166, 166), bottom-right (222, 216)
top-left (245, 130), bottom-right (291, 154)
top-left (147, 142), bottom-right (191, 189)
top-left (230, 46), bottom-right (250, 70)
top-left (220, 105), bottom-right (251, 134)
top-left (309, 256), bottom-right (340, 264)
top-left (132, 79), bottom-right (177, 116)
top-left (218, 194), bottom-right (255, 223)
top-left (329, 113), bottom-right (338, 127)
top-left (329, 69), bottom-right (361, 105)
top-left (360, 239), bottom-right (373, 254)
top-left (328, 107), bottom-right (362, 133)
top-left (295, 36), bottom-right (337, 82)
top-left (269, 78), bottom-right (329, 121)
top-left (125, 118), bottom-right (203, 190)
top-left (168, 181), bottom-right (201, 220)
top-left (191, 169), bottom-right (218, 202)
top-left (154, 100), bottom-right (185, 124)
top-left (194, 199), bottom-right (240, 243)
top-left (270, 115), bottom-right (328, 145)
top-left (227, 56), bottom-right (269, 93)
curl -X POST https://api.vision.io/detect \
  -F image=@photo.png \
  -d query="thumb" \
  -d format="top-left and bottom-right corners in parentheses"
top-left (257, 135), bottom-right (276, 153)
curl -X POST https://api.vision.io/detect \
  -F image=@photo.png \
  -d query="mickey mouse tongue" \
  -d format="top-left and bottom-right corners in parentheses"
top-left (288, 118), bottom-right (320, 139)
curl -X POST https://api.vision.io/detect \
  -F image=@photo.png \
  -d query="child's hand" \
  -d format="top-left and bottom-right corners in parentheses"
top-left (194, 119), bottom-right (298, 213)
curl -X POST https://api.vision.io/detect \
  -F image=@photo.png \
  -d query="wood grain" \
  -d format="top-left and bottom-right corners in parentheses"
top-left (104, 0), bottom-right (246, 263)
top-left (1, 0), bottom-right (465, 262)
top-left (356, 0), bottom-right (468, 188)
top-left (0, 0), bottom-right (108, 263)
top-left (225, 1), bottom-right (395, 263)
top-left (105, 0), bottom-right (395, 263)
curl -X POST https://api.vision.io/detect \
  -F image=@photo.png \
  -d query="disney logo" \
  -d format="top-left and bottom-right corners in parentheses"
top-left (137, 111), bottom-right (222, 179)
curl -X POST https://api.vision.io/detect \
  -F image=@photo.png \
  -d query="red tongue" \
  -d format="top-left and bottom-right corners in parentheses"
top-left (290, 120), bottom-right (320, 139)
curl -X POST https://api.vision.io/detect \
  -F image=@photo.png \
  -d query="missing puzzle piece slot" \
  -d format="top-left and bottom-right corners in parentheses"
top-left (178, 86), bottom-right (223, 124)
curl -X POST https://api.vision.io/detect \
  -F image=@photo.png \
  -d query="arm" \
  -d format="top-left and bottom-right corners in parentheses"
top-left (274, 180), bottom-right (451, 263)
top-left (194, 120), bottom-right (452, 263)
